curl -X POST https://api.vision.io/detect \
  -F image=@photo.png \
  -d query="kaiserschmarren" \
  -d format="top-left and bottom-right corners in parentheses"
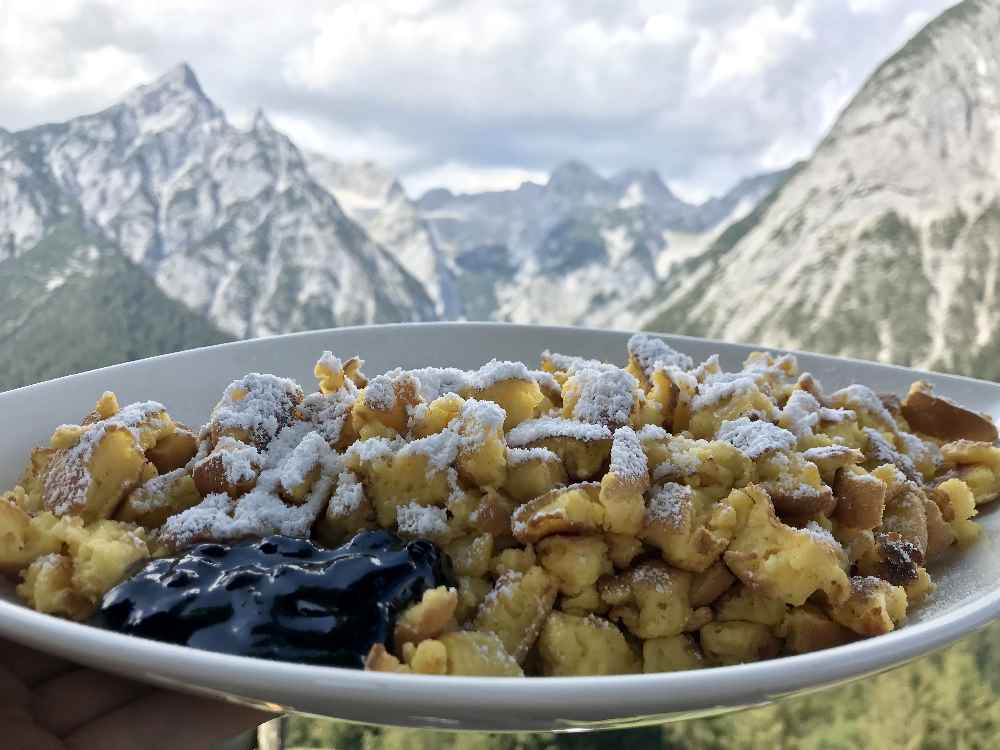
top-left (2, 335), bottom-right (997, 676)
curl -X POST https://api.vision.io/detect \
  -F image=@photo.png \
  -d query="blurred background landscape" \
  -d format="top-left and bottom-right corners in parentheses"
top-left (3, 0), bottom-right (1000, 747)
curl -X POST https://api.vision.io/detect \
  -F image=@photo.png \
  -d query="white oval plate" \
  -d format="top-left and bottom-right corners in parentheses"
top-left (1, 323), bottom-right (999, 732)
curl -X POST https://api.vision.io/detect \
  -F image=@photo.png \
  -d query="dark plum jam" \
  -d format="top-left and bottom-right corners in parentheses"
top-left (90, 530), bottom-right (453, 669)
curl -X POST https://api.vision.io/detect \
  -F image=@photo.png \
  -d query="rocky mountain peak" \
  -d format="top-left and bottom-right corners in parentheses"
top-left (120, 61), bottom-right (221, 125)
top-left (547, 160), bottom-right (606, 194)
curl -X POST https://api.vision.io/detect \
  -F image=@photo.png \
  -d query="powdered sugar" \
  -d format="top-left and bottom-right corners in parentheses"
top-left (159, 470), bottom-right (333, 548)
top-left (348, 436), bottom-right (401, 464)
top-left (327, 471), bottom-right (365, 518)
top-left (645, 482), bottom-right (691, 529)
top-left (396, 501), bottom-right (449, 537)
top-left (831, 384), bottom-right (897, 431)
top-left (899, 431), bottom-right (943, 470)
top-left (691, 375), bottom-right (757, 412)
top-left (364, 375), bottom-right (397, 410)
top-left (627, 333), bottom-right (694, 377)
top-left (801, 445), bottom-right (863, 462)
top-left (863, 427), bottom-right (920, 482)
top-left (316, 351), bottom-right (343, 376)
top-left (800, 521), bottom-right (841, 550)
top-left (505, 417), bottom-right (612, 447)
top-left (390, 367), bottom-right (469, 402)
top-left (298, 390), bottom-right (353, 446)
top-left (468, 360), bottom-right (534, 390)
top-left (567, 366), bottom-right (637, 427)
top-left (717, 417), bottom-right (796, 459)
top-left (42, 401), bottom-right (169, 516)
top-left (211, 437), bottom-right (262, 484)
top-left (279, 431), bottom-right (334, 491)
top-left (398, 429), bottom-right (463, 473)
top-left (459, 398), bottom-right (507, 434)
top-left (126, 468), bottom-right (189, 514)
top-left (506, 446), bottom-right (560, 465)
top-left (781, 390), bottom-right (854, 439)
top-left (529, 369), bottom-right (561, 396)
top-left (211, 373), bottom-right (303, 447)
top-left (652, 447), bottom-right (702, 481)
top-left (610, 426), bottom-right (647, 480)
top-left (541, 350), bottom-right (608, 374)
top-left (636, 424), bottom-right (668, 442)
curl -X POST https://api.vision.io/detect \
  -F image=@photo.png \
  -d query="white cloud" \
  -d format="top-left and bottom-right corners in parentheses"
top-left (402, 162), bottom-right (548, 197)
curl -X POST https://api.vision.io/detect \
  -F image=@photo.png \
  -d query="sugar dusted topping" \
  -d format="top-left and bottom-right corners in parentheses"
top-left (636, 424), bottom-right (668, 442)
top-left (468, 360), bottom-right (534, 390)
top-left (627, 333), bottom-right (694, 376)
top-left (851, 575), bottom-right (886, 594)
top-left (279, 431), bottom-right (335, 491)
top-left (106, 400), bottom-right (169, 433)
top-left (327, 471), bottom-right (365, 518)
top-left (691, 375), bottom-right (757, 412)
top-left (392, 366), bottom-right (469, 402)
top-left (398, 429), bottom-right (462, 473)
top-left (127, 468), bottom-right (189, 514)
top-left (717, 417), bottom-right (796, 459)
top-left (651, 447), bottom-right (701, 481)
top-left (529, 369), bottom-right (561, 396)
top-left (211, 437), bottom-right (262, 484)
top-left (863, 427), bottom-right (920, 482)
top-left (348, 436), bottom-right (402, 464)
top-left (646, 482), bottom-right (691, 529)
top-left (745, 352), bottom-right (797, 374)
top-left (800, 521), bottom-right (841, 550)
top-left (610, 427), bottom-right (647, 480)
top-left (316, 351), bottom-right (343, 376)
top-left (781, 390), bottom-right (854, 439)
top-left (506, 446), bottom-right (560, 466)
top-left (801, 445), bottom-right (863, 462)
top-left (212, 373), bottom-right (303, 445)
top-left (505, 417), bottom-right (612, 447)
top-left (631, 563), bottom-right (672, 592)
top-left (458, 398), bottom-right (506, 434)
top-left (899, 431), bottom-right (943, 470)
top-left (396, 502), bottom-right (449, 537)
top-left (568, 366), bottom-right (637, 427)
top-left (831, 384), bottom-right (897, 431)
top-left (364, 375), bottom-right (397, 410)
top-left (298, 390), bottom-right (353, 446)
top-left (43, 404), bottom-right (165, 516)
top-left (542, 350), bottom-right (608, 374)
top-left (159, 470), bottom-right (333, 548)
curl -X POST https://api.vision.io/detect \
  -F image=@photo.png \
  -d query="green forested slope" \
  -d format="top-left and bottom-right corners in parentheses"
top-left (0, 219), bottom-right (230, 391)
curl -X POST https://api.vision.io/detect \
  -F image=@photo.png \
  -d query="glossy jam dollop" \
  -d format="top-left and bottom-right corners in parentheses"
top-left (90, 530), bottom-right (453, 669)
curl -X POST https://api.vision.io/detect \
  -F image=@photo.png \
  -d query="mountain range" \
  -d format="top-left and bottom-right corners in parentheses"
top-left (0, 63), bottom-right (783, 389)
top-left (4, 0), bottom-right (995, 390)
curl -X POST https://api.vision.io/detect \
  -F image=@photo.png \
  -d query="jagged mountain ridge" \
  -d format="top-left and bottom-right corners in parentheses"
top-left (413, 160), bottom-right (788, 327)
top-left (0, 216), bottom-right (230, 390)
top-left (1, 64), bottom-right (437, 339)
top-left (0, 62), bottom-right (788, 389)
top-left (645, 0), bottom-right (1000, 380)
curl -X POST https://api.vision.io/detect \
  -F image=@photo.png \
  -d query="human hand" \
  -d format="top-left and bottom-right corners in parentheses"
top-left (1, 637), bottom-right (272, 750)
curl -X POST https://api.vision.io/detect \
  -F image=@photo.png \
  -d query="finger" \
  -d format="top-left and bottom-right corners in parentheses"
top-left (31, 668), bottom-right (151, 737)
top-left (0, 637), bottom-right (76, 686)
top-left (65, 690), bottom-right (273, 750)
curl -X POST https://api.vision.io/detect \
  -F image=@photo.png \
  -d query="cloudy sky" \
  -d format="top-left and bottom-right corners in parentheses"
top-left (1, 0), bottom-right (957, 201)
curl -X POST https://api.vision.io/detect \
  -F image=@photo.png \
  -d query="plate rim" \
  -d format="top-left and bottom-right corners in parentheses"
top-left (4, 320), bottom-right (999, 398)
